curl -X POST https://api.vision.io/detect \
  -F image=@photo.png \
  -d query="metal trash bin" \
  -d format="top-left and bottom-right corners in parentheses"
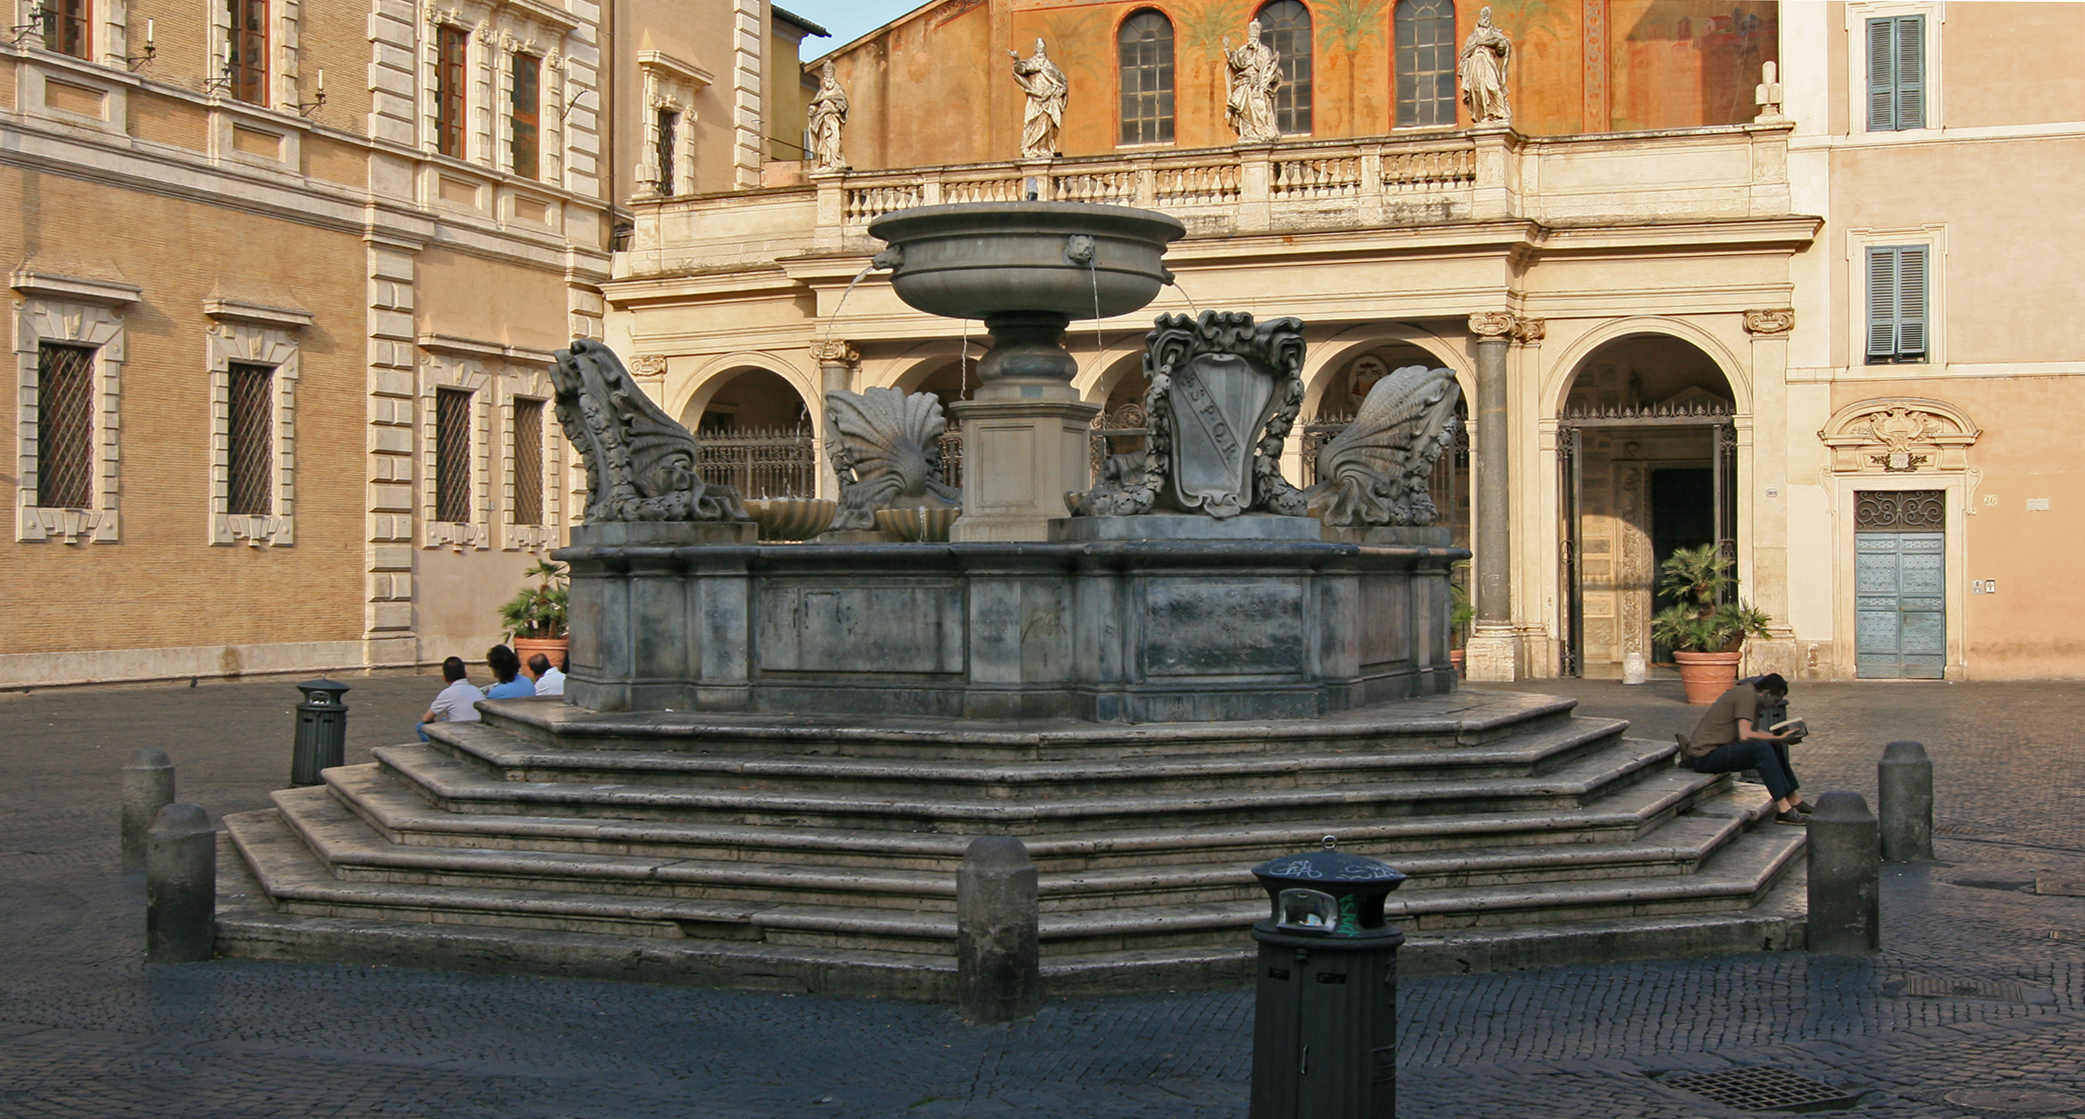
top-left (1248, 843), bottom-right (1409, 1119)
top-left (290, 678), bottom-right (351, 787)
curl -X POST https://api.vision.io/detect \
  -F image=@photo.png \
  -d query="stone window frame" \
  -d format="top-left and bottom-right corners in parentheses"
top-left (418, 348), bottom-right (494, 550)
top-left (204, 300), bottom-right (310, 547)
top-left (422, 0), bottom-right (576, 184)
top-left (1845, 1), bottom-right (1942, 137)
top-left (207, 0), bottom-right (307, 115)
top-left (635, 50), bottom-right (708, 199)
top-left (12, 270), bottom-right (135, 544)
top-left (14, 0), bottom-right (130, 67)
top-left (1844, 224), bottom-right (1946, 373)
top-left (493, 363), bottom-right (561, 552)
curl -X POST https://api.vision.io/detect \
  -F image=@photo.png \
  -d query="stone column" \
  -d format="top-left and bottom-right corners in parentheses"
top-left (1463, 312), bottom-right (1521, 682)
top-left (812, 342), bottom-right (859, 501)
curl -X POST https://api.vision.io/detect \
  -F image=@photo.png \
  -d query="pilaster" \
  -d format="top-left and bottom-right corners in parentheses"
top-left (364, 235), bottom-right (422, 666)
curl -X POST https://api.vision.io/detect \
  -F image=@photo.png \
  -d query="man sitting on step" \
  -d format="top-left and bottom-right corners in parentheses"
top-left (1678, 672), bottom-right (1812, 825)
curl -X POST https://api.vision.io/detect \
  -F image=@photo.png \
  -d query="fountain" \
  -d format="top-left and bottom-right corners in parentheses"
top-left (216, 201), bottom-right (1805, 999)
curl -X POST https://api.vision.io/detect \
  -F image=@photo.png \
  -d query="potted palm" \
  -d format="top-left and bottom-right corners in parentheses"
top-left (499, 560), bottom-right (569, 672)
top-left (1650, 544), bottom-right (1772, 705)
top-left (1448, 563), bottom-right (1475, 676)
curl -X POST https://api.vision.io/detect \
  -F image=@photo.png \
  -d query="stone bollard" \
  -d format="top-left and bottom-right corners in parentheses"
top-left (956, 836), bottom-right (1040, 1024)
top-left (146, 804), bottom-right (217, 964)
top-left (1806, 792), bottom-right (1880, 954)
top-left (120, 748), bottom-right (176, 867)
top-left (1878, 740), bottom-right (1935, 862)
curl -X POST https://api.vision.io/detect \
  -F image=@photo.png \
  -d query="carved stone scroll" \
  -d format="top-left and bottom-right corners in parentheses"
top-left (1743, 308), bottom-right (1796, 335)
top-left (1304, 365), bottom-right (1463, 527)
top-left (824, 387), bottom-right (960, 530)
top-left (550, 339), bottom-right (751, 523)
top-left (1468, 311), bottom-right (1516, 338)
top-left (1072, 310), bottom-right (1307, 519)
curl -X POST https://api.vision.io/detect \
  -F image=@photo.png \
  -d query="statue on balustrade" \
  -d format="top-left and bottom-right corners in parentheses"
top-left (1008, 39), bottom-right (1067, 159)
top-left (1223, 20), bottom-right (1282, 144)
top-left (1305, 365), bottom-right (1463, 528)
top-left (551, 340), bottom-right (750, 522)
top-left (1459, 6), bottom-right (1512, 124)
top-left (1071, 311), bottom-right (1308, 519)
top-left (807, 61), bottom-right (849, 171)
top-left (824, 387), bottom-right (961, 530)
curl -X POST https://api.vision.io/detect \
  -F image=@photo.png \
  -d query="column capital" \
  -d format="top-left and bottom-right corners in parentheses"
top-left (628, 353), bottom-right (668, 377)
top-left (1468, 311), bottom-right (1516, 338)
top-left (1510, 317), bottom-right (1546, 344)
top-left (812, 339), bottom-right (861, 367)
top-left (1742, 308), bottom-right (1796, 335)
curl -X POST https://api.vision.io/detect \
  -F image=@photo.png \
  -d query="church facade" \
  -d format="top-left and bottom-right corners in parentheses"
top-left (606, 0), bottom-right (2085, 682)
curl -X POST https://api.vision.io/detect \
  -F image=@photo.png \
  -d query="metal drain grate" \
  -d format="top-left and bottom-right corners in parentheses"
top-left (1666, 1068), bottom-right (1860, 1112)
top-left (1902, 975), bottom-right (2027, 1002)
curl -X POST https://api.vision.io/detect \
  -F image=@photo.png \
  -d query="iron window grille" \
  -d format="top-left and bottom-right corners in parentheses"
top-left (226, 362), bottom-right (274, 516)
top-left (656, 109), bottom-right (680, 195)
top-left (511, 52), bottom-right (542, 180)
top-left (35, 342), bottom-right (96, 510)
top-left (1117, 11), bottom-right (1174, 146)
top-left (512, 398), bottom-right (545, 524)
top-left (435, 387), bottom-right (473, 523)
top-left (1855, 490), bottom-right (1943, 532)
top-left (436, 25), bottom-right (468, 158)
top-left (1395, 0), bottom-right (1457, 127)
top-left (229, 0), bottom-right (268, 104)
top-left (1256, 0), bottom-right (1312, 135)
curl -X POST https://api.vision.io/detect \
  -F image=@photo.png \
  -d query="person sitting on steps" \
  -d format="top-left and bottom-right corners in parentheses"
top-left (1678, 672), bottom-right (1812, 824)
top-left (483, 644), bottom-right (536, 700)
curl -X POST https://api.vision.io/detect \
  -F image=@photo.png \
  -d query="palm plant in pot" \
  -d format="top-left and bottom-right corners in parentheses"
top-left (499, 560), bottom-right (569, 672)
top-left (1650, 544), bottom-right (1772, 705)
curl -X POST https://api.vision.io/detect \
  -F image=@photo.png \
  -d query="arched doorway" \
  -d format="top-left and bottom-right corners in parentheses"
top-left (1556, 334), bottom-right (1738, 678)
top-left (678, 367), bottom-right (817, 499)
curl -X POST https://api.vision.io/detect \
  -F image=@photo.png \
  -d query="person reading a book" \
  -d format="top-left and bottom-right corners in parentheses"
top-left (1679, 672), bottom-right (1812, 825)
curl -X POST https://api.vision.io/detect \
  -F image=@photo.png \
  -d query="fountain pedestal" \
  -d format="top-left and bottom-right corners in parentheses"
top-left (947, 383), bottom-right (1099, 542)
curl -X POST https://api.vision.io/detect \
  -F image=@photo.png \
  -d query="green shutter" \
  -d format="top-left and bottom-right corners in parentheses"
top-left (1866, 18), bottom-right (1897, 131)
top-left (1866, 247), bottom-right (1899, 360)
top-left (1894, 16), bottom-right (1926, 129)
top-left (1896, 245), bottom-right (1929, 359)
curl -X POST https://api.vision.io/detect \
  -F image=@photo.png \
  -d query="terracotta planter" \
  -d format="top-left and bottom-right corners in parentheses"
top-left (511, 636), bottom-right (570, 676)
top-left (1673, 650), bottom-right (1741, 705)
top-left (1449, 649), bottom-right (1466, 677)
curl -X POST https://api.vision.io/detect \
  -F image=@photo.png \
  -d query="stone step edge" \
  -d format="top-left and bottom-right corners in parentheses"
top-left (372, 738), bottom-right (1681, 823)
top-left (430, 715), bottom-right (1626, 783)
top-left (279, 784), bottom-right (1755, 896)
top-left (232, 806), bottom-right (1801, 939)
top-left (215, 850), bottom-right (1807, 1001)
top-left (479, 689), bottom-right (1583, 751)
top-left (328, 762), bottom-right (1737, 864)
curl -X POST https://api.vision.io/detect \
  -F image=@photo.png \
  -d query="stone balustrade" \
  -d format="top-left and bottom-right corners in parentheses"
top-left (619, 122), bottom-right (1794, 278)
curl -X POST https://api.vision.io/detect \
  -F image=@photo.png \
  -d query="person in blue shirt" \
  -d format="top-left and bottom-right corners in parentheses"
top-left (483, 644), bottom-right (537, 700)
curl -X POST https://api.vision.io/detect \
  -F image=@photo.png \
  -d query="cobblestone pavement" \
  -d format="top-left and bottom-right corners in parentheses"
top-left (2, 673), bottom-right (2082, 1118)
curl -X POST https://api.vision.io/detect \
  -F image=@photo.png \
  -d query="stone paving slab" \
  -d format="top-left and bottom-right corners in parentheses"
top-left (3, 673), bottom-right (2084, 1117)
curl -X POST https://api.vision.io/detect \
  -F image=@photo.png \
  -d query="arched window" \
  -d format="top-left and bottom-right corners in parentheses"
top-left (1256, 0), bottom-right (1312, 135)
top-left (1118, 11), bottom-right (1175, 145)
top-left (1395, 0), bottom-right (1457, 126)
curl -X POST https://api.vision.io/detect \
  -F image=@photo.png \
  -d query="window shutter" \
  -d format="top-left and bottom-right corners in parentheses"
top-left (1865, 18), bottom-right (1897, 131)
top-left (1895, 245), bottom-right (1929, 358)
top-left (1894, 17), bottom-right (1926, 129)
top-left (1866, 247), bottom-right (1899, 360)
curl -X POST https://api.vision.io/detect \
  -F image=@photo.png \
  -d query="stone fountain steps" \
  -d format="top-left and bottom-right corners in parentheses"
top-left (424, 714), bottom-right (1631, 797)
top-left (485, 691), bottom-right (1582, 761)
top-left (224, 789), bottom-right (1797, 960)
top-left (320, 760), bottom-right (1729, 871)
top-left (257, 780), bottom-right (1764, 914)
top-left (372, 736), bottom-right (1680, 835)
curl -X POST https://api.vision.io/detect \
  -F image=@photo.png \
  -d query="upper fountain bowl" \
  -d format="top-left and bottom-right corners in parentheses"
top-left (868, 202), bottom-right (1187, 323)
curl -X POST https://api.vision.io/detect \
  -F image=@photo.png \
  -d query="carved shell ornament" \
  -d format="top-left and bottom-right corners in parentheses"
top-left (1305, 365), bottom-right (1463, 527)
top-left (824, 387), bottom-right (960, 530)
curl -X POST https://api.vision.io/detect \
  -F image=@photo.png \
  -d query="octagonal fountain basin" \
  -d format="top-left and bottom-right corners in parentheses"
top-left (867, 202), bottom-right (1186, 323)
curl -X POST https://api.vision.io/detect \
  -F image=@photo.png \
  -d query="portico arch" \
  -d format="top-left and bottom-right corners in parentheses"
top-left (672, 359), bottom-right (820, 500)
